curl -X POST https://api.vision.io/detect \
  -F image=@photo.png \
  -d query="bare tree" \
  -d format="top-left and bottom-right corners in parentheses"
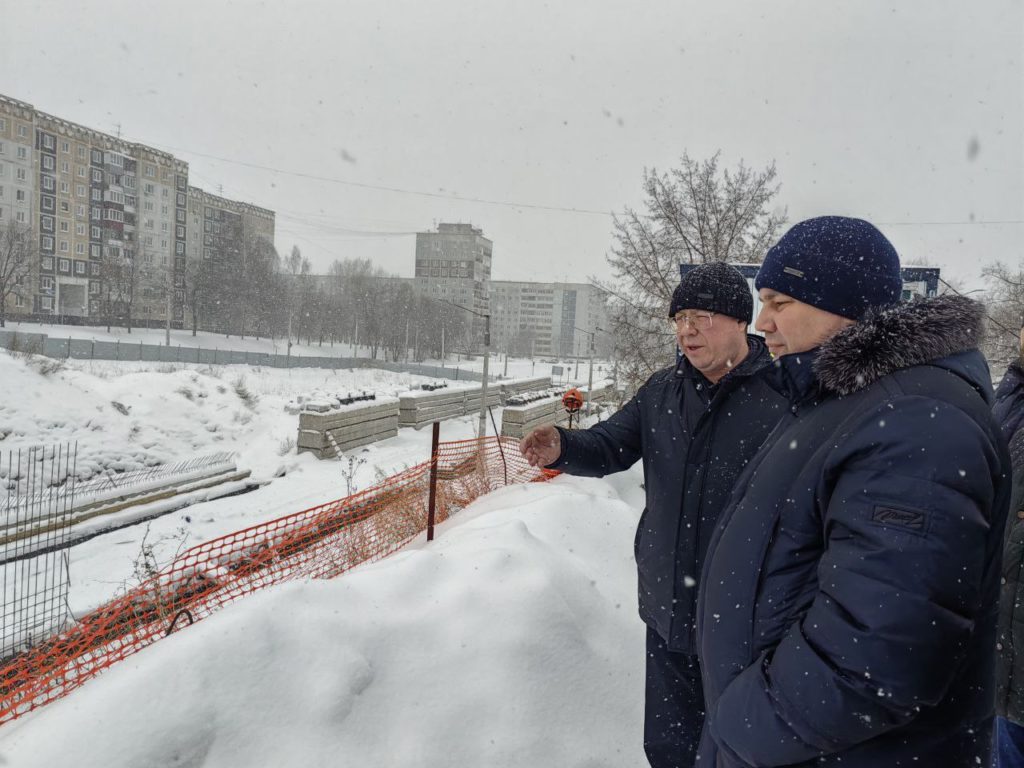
top-left (595, 151), bottom-right (786, 392)
top-left (980, 261), bottom-right (1024, 371)
top-left (0, 222), bottom-right (36, 328)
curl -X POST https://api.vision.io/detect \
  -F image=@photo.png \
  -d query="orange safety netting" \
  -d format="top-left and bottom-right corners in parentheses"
top-left (0, 435), bottom-right (556, 726)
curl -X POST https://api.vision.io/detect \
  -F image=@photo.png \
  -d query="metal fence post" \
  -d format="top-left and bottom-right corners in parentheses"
top-left (426, 421), bottom-right (440, 542)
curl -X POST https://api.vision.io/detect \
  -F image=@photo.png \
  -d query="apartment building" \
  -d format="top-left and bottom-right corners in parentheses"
top-left (0, 92), bottom-right (274, 329)
top-left (490, 281), bottom-right (610, 358)
top-left (0, 97), bottom-right (37, 315)
top-left (185, 186), bottom-right (276, 332)
top-left (413, 223), bottom-right (492, 347)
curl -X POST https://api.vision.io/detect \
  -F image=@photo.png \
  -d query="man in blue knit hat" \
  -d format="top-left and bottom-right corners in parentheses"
top-left (521, 262), bottom-right (785, 767)
top-left (696, 216), bottom-right (1011, 767)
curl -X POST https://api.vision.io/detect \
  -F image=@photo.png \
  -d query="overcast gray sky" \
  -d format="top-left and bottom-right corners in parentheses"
top-left (4, 0), bottom-right (1021, 289)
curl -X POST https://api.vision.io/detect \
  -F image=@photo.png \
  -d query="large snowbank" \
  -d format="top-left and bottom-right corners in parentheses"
top-left (0, 472), bottom-right (648, 768)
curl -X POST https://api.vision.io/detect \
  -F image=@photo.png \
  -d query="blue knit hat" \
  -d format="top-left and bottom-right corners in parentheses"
top-left (755, 216), bottom-right (902, 320)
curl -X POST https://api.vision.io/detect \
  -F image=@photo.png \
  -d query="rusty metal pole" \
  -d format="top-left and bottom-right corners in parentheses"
top-left (426, 421), bottom-right (440, 541)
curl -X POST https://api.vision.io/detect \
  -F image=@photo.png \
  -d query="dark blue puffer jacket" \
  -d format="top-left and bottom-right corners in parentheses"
top-left (697, 296), bottom-right (1011, 767)
top-left (993, 362), bottom-right (1024, 725)
top-left (550, 335), bottom-right (785, 654)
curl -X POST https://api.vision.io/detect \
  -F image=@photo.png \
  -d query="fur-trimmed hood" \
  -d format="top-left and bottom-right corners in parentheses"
top-left (814, 294), bottom-right (987, 397)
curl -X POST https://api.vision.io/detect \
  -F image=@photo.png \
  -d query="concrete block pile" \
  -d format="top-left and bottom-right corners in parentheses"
top-left (297, 397), bottom-right (401, 459)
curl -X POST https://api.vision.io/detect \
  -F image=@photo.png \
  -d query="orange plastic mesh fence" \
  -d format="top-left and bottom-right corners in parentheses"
top-left (0, 435), bottom-right (556, 726)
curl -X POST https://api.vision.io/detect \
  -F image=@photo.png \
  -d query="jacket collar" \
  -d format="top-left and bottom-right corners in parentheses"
top-left (813, 295), bottom-right (985, 396)
top-left (675, 334), bottom-right (773, 386)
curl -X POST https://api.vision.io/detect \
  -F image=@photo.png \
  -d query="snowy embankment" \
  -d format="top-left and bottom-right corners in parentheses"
top-left (0, 470), bottom-right (648, 768)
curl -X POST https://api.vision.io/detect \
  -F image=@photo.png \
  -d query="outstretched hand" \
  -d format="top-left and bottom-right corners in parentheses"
top-left (519, 425), bottom-right (562, 468)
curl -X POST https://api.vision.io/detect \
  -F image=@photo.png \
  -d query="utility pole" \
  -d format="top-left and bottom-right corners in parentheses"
top-left (165, 261), bottom-right (172, 346)
top-left (477, 313), bottom-right (490, 439)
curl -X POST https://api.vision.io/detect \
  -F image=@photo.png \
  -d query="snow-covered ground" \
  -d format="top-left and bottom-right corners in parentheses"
top-left (0, 344), bottom-right (649, 767)
top-left (0, 470), bottom-right (648, 768)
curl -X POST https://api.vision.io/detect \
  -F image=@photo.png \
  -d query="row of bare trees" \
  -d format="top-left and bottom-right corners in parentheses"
top-left (0, 225), bottom-right (470, 360)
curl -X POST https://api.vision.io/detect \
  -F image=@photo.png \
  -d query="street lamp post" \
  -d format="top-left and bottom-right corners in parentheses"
top-left (574, 325), bottom-right (606, 415)
top-left (432, 296), bottom-right (491, 439)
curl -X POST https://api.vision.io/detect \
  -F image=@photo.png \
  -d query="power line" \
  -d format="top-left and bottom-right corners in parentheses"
top-left (125, 135), bottom-right (614, 216)
top-left (131, 134), bottom-right (1024, 228)
top-left (937, 275), bottom-right (1018, 340)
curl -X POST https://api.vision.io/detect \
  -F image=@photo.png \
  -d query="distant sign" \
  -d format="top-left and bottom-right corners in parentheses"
top-left (552, 365), bottom-right (564, 376)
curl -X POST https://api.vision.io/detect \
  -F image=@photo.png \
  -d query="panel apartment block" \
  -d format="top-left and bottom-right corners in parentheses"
top-left (185, 186), bottom-right (275, 334)
top-left (490, 281), bottom-right (610, 358)
top-left (414, 223), bottom-right (492, 350)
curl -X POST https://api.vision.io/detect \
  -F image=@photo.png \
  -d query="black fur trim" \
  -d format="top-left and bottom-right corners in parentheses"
top-left (814, 295), bottom-right (985, 396)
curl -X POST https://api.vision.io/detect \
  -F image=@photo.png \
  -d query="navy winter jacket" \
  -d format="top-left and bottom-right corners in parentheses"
top-left (697, 296), bottom-right (1011, 767)
top-left (994, 361), bottom-right (1024, 725)
top-left (550, 335), bottom-right (785, 654)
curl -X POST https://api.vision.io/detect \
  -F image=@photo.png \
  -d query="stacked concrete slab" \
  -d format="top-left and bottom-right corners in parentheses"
top-left (398, 384), bottom-right (500, 429)
top-left (500, 381), bottom-right (616, 439)
top-left (500, 393), bottom-right (568, 439)
top-left (297, 397), bottom-right (400, 459)
top-left (498, 376), bottom-right (553, 404)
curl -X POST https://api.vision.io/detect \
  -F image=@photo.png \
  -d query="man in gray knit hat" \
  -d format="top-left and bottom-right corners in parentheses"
top-left (520, 262), bottom-right (785, 768)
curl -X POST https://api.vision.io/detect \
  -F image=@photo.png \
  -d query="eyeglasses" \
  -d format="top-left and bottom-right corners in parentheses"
top-left (670, 312), bottom-right (714, 331)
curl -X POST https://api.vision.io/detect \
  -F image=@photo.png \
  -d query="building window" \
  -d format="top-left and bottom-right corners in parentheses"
top-left (144, 201), bottom-right (153, 212)
top-left (144, 183), bottom-right (154, 195)
top-left (75, 261), bottom-right (85, 274)
top-left (176, 225), bottom-right (185, 238)
top-left (16, 146), bottom-right (27, 160)
top-left (41, 296), bottom-right (52, 310)
top-left (16, 125), bottom-right (27, 139)
top-left (176, 242), bottom-right (185, 255)
top-left (76, 204), bottom-right (85, 217)
top-left (91, 150), bottom-right (102, 164)
top-left (77, 166), bottom-right (86, 178)
top-left (41, 196), bottom-right (54, 212)
top-left (58, 258), bottom-right (70, 272)
top-left (75, 243), bottom-right (85, 256)
top-left (61, 161), bottom-right (69, 173)
top-left (90, 282), bottom-right (100, 295)
top-left (104, 209), bottom-right (124, 223)
top-left (42, 177), bottom-right (55, 191)
top-left (90, 244), bottom-right (100, 258)
top-left (42, 155), bottom-right (55, 171)
top-left (91, 208), bottom-right (101, 221)
top-left (91, 189), bottom-right (101, 201)
top-left (59, 220), bottom-right (69, 233)
top-left (59, 241), bottom-right (69, 253)
top-left (91, 226), bottom-right (100, 238)
top-left (76, 184), bottom-right (86, 197)
top-left (15, 189), bottom-right (25, 202)
top-left (60, 141), bottom-right (70, 154)
top-left (0, 119), bottom-right (5, 132)
top-left (16, 168), bottom-right (26, 182)
top-left (91, 169), bottom-right (102, 182)
top-left (42, 135), bottom-right (55, 150)
top-left (145, 165), bottom-right (155, 177)
top-left (77, 147), bottom-right (86, 160)
top-left (90, 262), bottom-right (99, 276)
top-left (41, 235), bottom-right (53, 250)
